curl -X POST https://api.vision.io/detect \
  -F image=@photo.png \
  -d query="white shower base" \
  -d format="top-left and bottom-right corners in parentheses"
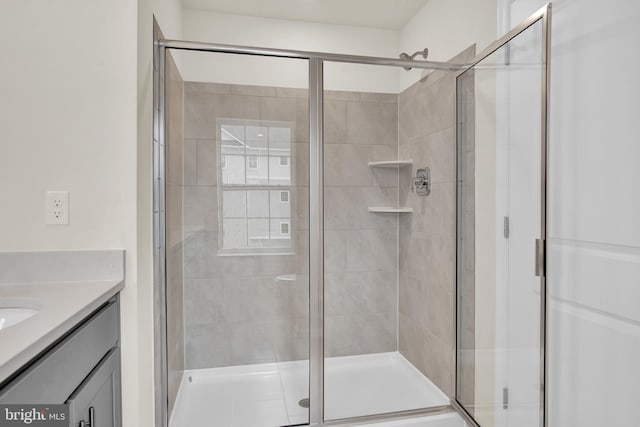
top-left (170, 352), bottom-right (453, 427)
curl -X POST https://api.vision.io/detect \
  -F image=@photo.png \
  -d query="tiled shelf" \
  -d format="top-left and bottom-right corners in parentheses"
top-left (367, 207), bottom-right (413, 213)
top-left (368, 160), bottom-right (413, 168)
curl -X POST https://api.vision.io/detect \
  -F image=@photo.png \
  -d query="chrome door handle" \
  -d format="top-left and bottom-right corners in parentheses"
top-left (79, 407), bottom-right (95, 427)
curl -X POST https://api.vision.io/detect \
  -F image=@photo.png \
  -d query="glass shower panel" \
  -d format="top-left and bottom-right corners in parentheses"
top-left (166, 49), bottom-right (310, 427)
top-left (322, 61), bottom-right (452, 421)
top-left (456, 19), bottom-right (544, 427)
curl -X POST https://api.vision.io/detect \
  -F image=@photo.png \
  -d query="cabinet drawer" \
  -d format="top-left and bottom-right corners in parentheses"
top-left (0, 300), bottom-right (119, 404)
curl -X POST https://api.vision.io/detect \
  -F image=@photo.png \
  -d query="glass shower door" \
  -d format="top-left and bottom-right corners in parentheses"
top-left (456, 9), bottom-right (549, 427)
top-left (165, 49), bottom-right (311, 427)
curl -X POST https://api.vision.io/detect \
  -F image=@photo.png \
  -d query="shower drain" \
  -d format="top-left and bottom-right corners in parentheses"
top-left (298, 398), bottom-right (310, 408)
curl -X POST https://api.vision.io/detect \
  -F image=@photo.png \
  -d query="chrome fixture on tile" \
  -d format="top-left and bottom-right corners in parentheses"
top-left (399, 48), bottom-right (429, 71)
top-left (412, 167), bottom-right (431, 196)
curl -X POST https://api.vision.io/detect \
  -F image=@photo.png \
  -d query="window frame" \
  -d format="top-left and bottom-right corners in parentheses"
top-left (216, 118), bottom-right (296, 256)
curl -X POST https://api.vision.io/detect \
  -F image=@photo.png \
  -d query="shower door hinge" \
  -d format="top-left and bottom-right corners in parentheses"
top-left (503, 387), bottom-right (509, 409)
top-left (535, 238), bottom-right (546, 277)
top-left (503, 216), bottom-right (510, 239)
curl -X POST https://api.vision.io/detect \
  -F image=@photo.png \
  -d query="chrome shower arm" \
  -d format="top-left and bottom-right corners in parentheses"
top-left (399, 48), bottom-right (429, 70)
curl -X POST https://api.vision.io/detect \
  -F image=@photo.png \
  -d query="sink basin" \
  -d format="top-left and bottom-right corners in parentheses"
top-left (0, 301), bottom-right (40, 330)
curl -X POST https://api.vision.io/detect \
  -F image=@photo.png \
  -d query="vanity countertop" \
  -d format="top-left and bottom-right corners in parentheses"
top-left (0, 279), bottom-right (124, 385)
top-left (0, 250), bottom-right (125, 386)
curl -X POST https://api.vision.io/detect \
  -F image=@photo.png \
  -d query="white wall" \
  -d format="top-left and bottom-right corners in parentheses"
top-left (179, 1), bottom-right (499, 93)
top-left (0, 1), bottom-right (141, 426)
top-left (502, 0), bottom-right (640, 426)
top-left (153, 0), bottom-right (183, 41)
top-left (179, 9), bottom-right (401, 92)
top-left (400, 0), bottom-right (498, 90)
top-left (0, 0), bottom-right (184, 426)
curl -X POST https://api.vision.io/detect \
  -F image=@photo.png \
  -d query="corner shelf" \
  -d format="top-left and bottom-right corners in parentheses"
top-left (368, 207), bottom-right (413, 213)
top-left (368, 160), bottom-right (413, 168)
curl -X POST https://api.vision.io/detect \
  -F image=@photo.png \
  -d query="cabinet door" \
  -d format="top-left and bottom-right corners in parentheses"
top-left (66, 347), bottom-right (121, 427)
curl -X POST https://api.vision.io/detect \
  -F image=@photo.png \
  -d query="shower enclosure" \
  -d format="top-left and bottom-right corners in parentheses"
top-left (153, 5), bottom-right (551, 427)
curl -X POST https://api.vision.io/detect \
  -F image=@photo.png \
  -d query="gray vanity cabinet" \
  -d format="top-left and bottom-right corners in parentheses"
top-left (0, 298), bottom-right (122, 427)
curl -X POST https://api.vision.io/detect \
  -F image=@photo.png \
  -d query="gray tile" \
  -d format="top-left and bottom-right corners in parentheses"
top-left (276, 87), bottom-right (308, 99)
top-left (426, 231), bottom-right (455, 284)
top-left (295, 186), bottom-right (309, 231)
top-left (219, 253), bottom-right (296, 277)
top-left (346, 100), bottom-right (398, 145)
top-left (399, 313), bottom-right (425, 370)
top-left (351, 271), bottom-right (397, 314)
top-left (166, 183), bottom-right (183, 249)
top-left (184, 185), bottom-right (218, 232)
top-left (184, 92), bottom-right (260, 139)
top-left (408, 128), bottom-right (455, 184)
top-left (261, 317), bottom-right (309, 362)
top-left (346, 228), bottom-right (397, 273)
top-left (183, 231), bottom-right (224, 279)
top-left (166, 241), bottom-right (184, 404)
top-left (183, 139), bottom-right (197, 185)
top-left (166, 57), bottom-right (184, 188)
top-left (426, 277), bottom-right (454, 344)
top-left (185, 81), bottom-right (230, 95)
top-left (398, 272), bottom-right (427, 331)
top-left (324, 100), bottom-right (347, 144)
top-left (325, 312), bottom-right (396, 357)
top-left (324, 273), bottom-right (361, 317)
top-left (230, 84), bottom-right (276, 97)
top-left (196, 140), bottom-right (217, 185)
top-left (295, 98), bottom-right (309, 143)
top-left (229, 321), bottom-right (276, 365)
top-left (325, 90), bottom-right (360, 102)
top-left (400, 74), bottom-right (455, 140)
top-left (295, 233), bottom-right (310, 277)
top-left (261, 96), bottom-right (297, 122)
top-left (293, 143), bottom-right (309, 186)
top-left (324, 229), bottom-right (346, 273)
top-left (399, 318), bottom-right (454, 398)
top-left (324, 144), bottom-right (372, 187)
top-left (371, 145), bottom-right (397, 162)
top-left (185, 323), bottom-right (230, 369)
top-left (422, 330), bottom-right (454, 397)
top-left (360, 92), bottom-right (398, 103)
top-left (222, 275), bottom-right (296, 324)
top-left (324, 187), bottom-right (397, 231)
top-left (184, 278), bottom-right (225, 328)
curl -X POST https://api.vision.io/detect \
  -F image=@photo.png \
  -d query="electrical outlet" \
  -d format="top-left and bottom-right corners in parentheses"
top-left (46, 191), bottom-right (69, 225)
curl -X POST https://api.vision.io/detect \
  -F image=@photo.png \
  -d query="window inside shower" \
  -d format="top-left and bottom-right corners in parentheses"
top-left (218, 119), bottom-right (294, 254)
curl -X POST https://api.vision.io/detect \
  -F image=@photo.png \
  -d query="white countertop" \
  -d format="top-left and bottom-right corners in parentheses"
top-left (0, 279), bottom-right (124, 385)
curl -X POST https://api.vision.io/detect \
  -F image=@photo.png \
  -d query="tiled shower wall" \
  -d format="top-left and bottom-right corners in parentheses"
top-left (165, 52), bottom-right (185, 413)
top-left (323, 91), bottom-right (399, 357)
top-left (397, 46), bottom-right (476, 397)
top-left (181, 83), bottom-right (400, 368)
top-left (182, 82), bottom-right (309, 369)
top-left (456, 67), bottom-right (477, 411)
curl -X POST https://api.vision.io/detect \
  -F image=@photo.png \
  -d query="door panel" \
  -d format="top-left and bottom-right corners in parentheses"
top-left (456, 15), bottom-right (547, 427)
top-left (67, 348), bottom-right (122, 427)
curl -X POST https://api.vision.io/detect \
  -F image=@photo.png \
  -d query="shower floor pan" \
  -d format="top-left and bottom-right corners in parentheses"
top-left (170, 352), bottom-right (452, 427)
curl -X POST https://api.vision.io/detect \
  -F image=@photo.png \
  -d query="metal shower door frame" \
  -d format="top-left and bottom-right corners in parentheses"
top-left (452, 4), bottom-right (551, 427)
top-left (152, 36), bottom-right (459, 427)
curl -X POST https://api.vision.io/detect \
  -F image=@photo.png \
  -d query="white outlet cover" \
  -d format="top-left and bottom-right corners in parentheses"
top-left (45, 191), bottom-right (69, 225)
